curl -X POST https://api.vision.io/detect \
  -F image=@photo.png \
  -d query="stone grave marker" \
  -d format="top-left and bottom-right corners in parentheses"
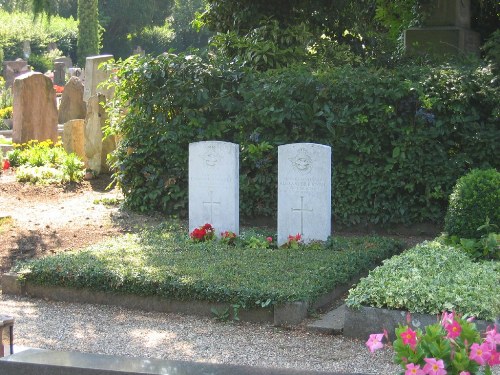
top-left (277, 143), bottom-right (331, 246)
top-left (53, 62), bottom-right (66, 86)
top-left (133, 46), bottom-right (145, 56)
top-left (84, 94), bottom-right (115, 175)
top-left (83, 55), bottom-right (114, 102)
top-left (68, 68), bottom-right (84, 80)
top-left (2, 59), bottom-right (29, 88)
top-left (22, 40), bottom-right (31, 59)
top-left (12, 72), bottom-right (58, 144)
top-left (405, 0), bottom-right (480, 56)
top-left (54, 56), bottom-right (72, 70)
top-left (62, 119), bottom-right (86, 163)
top-left (189, 141), bottom-right (239, 236)
top-left (58, 76), bottom-right (86, 124)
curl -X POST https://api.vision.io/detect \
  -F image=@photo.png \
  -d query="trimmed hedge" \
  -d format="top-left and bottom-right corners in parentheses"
top-left (444, 169), bottom-right (500, 239)
top-left (105, 54), bottom-right (500, 226)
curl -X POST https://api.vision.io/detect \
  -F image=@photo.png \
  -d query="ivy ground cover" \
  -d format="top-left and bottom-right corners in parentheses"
top-left (13, 221), bottom-right (403, 309)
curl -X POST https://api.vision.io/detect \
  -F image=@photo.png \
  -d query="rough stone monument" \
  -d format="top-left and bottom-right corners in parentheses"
top-left (58, 77), bottom-right (86, 124)
top-left (62, 119), bottom-right (86, 162)
top-left (83, 55), bottom-right (114, 102)
top-left (54, 56), bottom-right (73, 70)
top-left (12, 72), bottom-right (58, 144)
top-left (2, 59), bottom-right (30, 88)
top-left (405, 0), bottom-right (480, 56)
top-left (277, 143), bottom-right (331, 246)
top-left (189, 141), bottom-right (239, 236)
top-left (84, 94), bottom-right (115, 175)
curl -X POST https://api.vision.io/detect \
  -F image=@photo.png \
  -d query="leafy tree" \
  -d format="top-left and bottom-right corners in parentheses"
top-left (169, 0), bottom-right (210, 51)
top-left (98, 0), bottom-right (172, 58)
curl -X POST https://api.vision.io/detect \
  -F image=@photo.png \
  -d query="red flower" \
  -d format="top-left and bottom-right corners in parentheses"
top-left (2, 159), bottom-right (10, 170)
top-left (53, 85), bottom-right (64, 94)
top-left (190, 228), bottom-right (206, 240)
top-left (202, 223), bottom-right (213, 231)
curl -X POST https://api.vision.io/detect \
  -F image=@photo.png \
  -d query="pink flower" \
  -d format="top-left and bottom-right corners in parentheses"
top-left (405, 363), bottom-right (424, 375)
top-left (366, 333), bottom-right (384, 353)
top-left (459, 372), bottom-right (470, 375)
top-left (266, 236), bottom-right (273, 243)
top-left (441, 311), bottom-right (455, 326)
top-left (400, 327), bottom-right (418, 349)
top-left (423, 358), bottom-right (447, 375)
top-left (444, 320), bottom-right (462, 339)
top-left (469, 342), bottom-right (492, 366)
top-left (488, 350), bottom-right (500, 366)
top-left (485, 327), bottom-right (500, 350)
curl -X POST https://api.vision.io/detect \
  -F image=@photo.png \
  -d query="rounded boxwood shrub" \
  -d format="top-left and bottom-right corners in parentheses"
top-left (444, 168), bottom-right (500, 239)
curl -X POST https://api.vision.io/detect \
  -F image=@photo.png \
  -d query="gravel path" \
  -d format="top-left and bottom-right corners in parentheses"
top-left (1, 293), bottom-right (400, 374)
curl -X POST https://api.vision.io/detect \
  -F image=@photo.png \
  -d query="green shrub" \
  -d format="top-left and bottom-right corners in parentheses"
top-left (444, 169), bottom-right (500, 239)
top-left (130, 24), bottom-right (173, 56)
top-left (105, 54), bottom-right (500, 226)
top-left (0, 78), bottom-right (13, 109)
top-left (28, 53), bottom-right (54, 73)
top-left (346, 241), bottom-right (500, 321)
top-left (14, 223), bottom-right (404, 307)
top-left (0, 106), bottom-right (12, 119)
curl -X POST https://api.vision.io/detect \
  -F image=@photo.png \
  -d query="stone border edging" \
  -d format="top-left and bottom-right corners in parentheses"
top-left (343, 305), bottom-right (495, 341)
top-left (1, 273), bottom-right (360, 326)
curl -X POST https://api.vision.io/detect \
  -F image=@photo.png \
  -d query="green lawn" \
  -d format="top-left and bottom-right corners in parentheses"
top-left (14, 221), bottom-right (404, 309)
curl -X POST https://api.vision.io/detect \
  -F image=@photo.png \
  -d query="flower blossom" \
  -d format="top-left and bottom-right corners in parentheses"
top-left (423, 358), bottom-right (447, 375)
top-left (405, 363), bottom-right (424, 375)
top-left (469, 342), bottom-right (492, 366)
top-left (400, 327), bottom-right (418, 349)
top-left (444, 320), bottom-right (462, 339)
top-left (366, 333), bottom-right (384, 353)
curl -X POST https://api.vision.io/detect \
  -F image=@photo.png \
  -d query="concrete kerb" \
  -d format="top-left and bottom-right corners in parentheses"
top-left (1, 273), bottom-right (357, 326)
top-left (343, 305), bottom-right (496, 341)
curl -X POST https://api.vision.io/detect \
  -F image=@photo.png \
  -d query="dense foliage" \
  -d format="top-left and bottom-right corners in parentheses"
top-left (14, 222), bottom-right (403, 307)
top-left (0, 9), bottom-right (78, 61)
top-left (76, 0), bottom-right (99, 67)
top-left (346, 241), bottom-right (500, 321)
top-left (105, 53), bottom-right (499, 227)
top-left (444, 169), bottom-right (500, 239)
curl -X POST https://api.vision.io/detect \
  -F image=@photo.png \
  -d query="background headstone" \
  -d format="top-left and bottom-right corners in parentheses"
top-left (84, 94), bottom-right (115, 175)
top-left (189, 141), bottom-right (239, 235)
top-left (62, 119), bottom-right (86, 162)
top-left (54, 56), bottom-right (73, 71)
top-left (133, 46), bottom-right (145, 56)
top-left (83, 55), bottom-right (114, 103)
top-left (22, 40), bottom-right (31, 59)
top-left (58, 76), bottom-right (86, 124)
top-left (404, 0), bottom-right (480, 56)
top-left (68, 68), bottom-right (84, 80)
top-left (12, 72), bottom-right (58, 144)
top-left (277, 143), bottom-right (331, 246)
top-left (2, 59), bottom-right (30, 88)
top-left (53, 62), bottom-right (66, 86)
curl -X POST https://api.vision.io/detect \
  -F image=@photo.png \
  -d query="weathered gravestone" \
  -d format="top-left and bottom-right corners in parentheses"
top-left (405, 0), bottom-right (480, 56)
top-left (58, 76), bottom-right (86, 124)
top-left (53, 62), bottom-right (66, 86)
top-left (84, 94), bottom-right (115, 175)
top-left (189, 141), bottom-right (239, 236)
top-left (68, 68), bottom-right (84, 80)
top-left (22, 40), bottom-right (31, 59)
top-left (277, 143), bottom-right (331, 246)
top-left (83, 55), bottom-right (114, 103)
top-left (12, 72), bottom-right (58, 144)
top-left (2, 59), bottom-right (30, 88)
top-left (54, 56), bottom-right (72, 70)
top-left (62, 119), bottom-right (86, 162)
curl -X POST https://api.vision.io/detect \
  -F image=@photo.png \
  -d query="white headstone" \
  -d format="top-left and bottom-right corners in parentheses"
top-left (277, 143), bottom-right (332, 246)
top-left (83, 55), bottom-right (114, 102)
top-left (189, 141), bottom-right (239, 236)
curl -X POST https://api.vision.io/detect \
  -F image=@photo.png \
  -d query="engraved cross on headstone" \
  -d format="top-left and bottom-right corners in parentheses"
top-left (291, 196), bottom-right (313, 235)
top-left (203, 191), bottom-right (221, 223)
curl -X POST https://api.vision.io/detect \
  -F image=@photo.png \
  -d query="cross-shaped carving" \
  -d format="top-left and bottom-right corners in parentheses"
top-left (203, 191), bottom-right (221, 223)
top-left (291, 196), bottom-right (313, 235)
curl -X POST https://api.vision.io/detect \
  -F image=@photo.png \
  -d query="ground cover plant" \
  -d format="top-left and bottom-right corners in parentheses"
top-left (345, 241), bottom-right (500, 321)
top-left (12, 221), bottom-right (404, 308)
top-left (6, 139), bottom-right (84, 184)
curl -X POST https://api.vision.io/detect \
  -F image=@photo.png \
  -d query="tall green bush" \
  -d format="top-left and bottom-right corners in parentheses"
top-left (105, 54), bottom-right (500, 226)
top-left (444, 169), bottom-right (500, 239)
top-left (76, 0), bottom-right (99, 67)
